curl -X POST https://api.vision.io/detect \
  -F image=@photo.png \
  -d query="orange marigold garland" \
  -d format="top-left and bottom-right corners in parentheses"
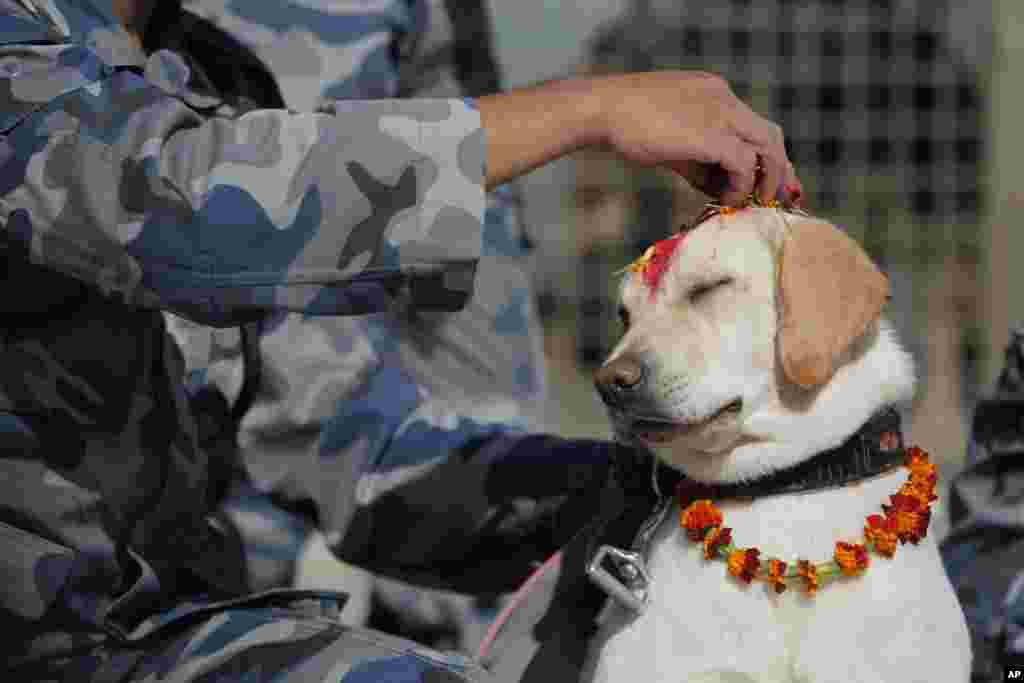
top-left (833, 542), bottom-right (870, 576)
top-left (902, 448), bottom-right (939, 506)
top-left (796, 560), bottom-right (820, 596)
top-left (677, 447), bottom-right (937, 595)
top-left (906, 445), bottom-right (930, 469)
top-left (765, 559), bottom-right (788, 594)
top-left (681, 499), bottom-right (724, 541)
top-left (882, 493), bottom-right (931, 545)
top-left (727, 548), bottom-right (761, 584)
top-left (863, 514), bottom-right (899, 557)
top-left (703, 526), bottom-right (733, 560)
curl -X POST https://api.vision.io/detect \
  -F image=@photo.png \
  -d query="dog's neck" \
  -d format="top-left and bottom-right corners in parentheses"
top-left (674, 407), bottom-right (905, 502)
top-left (677, 318), bottom-right (915, 484)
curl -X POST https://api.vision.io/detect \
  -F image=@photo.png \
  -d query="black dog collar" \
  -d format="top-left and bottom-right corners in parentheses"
top-left (673, 407), bottom-right (907, 502)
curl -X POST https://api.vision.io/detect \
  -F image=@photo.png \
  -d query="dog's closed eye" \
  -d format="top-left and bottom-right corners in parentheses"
top-left (617, 305), bottom-right (631, 329)
top-left (688, 277), bottom-right (734, 303)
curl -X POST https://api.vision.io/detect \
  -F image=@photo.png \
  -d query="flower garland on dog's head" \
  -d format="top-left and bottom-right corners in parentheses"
top-left (613, 188), bottom-right (807, 300)
top-left (678, 446), bottom-right (937, 596)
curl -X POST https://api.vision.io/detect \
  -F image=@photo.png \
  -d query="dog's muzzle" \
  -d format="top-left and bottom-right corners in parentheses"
top-left (594, 354), bottom-right (647, 408)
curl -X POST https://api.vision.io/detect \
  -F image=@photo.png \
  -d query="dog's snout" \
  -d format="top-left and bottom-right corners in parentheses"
top-left (595, 355), bottom-right (646, 406)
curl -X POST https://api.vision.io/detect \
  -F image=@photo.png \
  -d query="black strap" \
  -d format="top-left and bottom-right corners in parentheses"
top-left (503, 446), bottom-right (661, 677)
top-left (144, 1), bottom-right (287, 112)
top-left (398, 0), bottom-right (503, 98)
top-left (229, 322), bottom-right (262, 424)
top-left (442, 0), bottom-right (503, 97)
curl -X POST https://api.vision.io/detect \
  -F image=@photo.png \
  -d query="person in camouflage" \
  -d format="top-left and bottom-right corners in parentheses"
top-left (0, 0), bottom-right (800, 680)
top-left (942, 324), bottom-right (1024, 682)
top-left (172, 0), bottom-right (548, 650)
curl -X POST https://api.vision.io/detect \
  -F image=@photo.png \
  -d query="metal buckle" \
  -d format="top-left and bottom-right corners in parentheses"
top-left (586, 544), bottom-right (651, 613)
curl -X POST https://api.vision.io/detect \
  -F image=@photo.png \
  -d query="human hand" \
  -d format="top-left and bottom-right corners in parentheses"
top-left (592, 71), bottom-right (801, 205)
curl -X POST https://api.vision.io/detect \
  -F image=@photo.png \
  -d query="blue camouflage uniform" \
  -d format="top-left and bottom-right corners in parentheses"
top-left (176, 0), bottom-right (547, 654)
top-left (941, 325), bottom-right (1024, 682)
top-left (0, 0), bottom-right (624, 680)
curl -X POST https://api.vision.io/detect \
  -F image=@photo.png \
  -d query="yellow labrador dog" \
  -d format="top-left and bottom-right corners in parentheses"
top-left (583, 207), bottom-right (970, 682)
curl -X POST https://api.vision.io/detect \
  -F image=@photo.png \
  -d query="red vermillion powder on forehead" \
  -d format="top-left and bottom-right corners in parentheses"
top-left (642, 232), bottom-right (685, 299)
top-left (618, 194), bottom-right (809, 300)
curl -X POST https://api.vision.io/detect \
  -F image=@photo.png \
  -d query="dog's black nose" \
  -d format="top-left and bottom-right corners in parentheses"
top-left (594, 354), bottom-right (646, 407)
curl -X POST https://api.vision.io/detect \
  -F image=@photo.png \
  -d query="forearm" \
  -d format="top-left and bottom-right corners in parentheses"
top-left (479, 77), bottom-right (604, 192)
top-left (1, 5), bottom-right (490, 324)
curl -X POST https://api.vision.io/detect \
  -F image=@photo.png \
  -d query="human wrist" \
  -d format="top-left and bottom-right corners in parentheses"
top-left (479, 75), bottom-right (607, 189)
top-left (581, 73), bottom-right (629, 149)
top-left (564, 75), bottom-right (607, 149)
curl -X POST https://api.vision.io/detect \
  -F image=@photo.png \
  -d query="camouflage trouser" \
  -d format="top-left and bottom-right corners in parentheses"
top-left (25, 596), bottom-right (494, 682)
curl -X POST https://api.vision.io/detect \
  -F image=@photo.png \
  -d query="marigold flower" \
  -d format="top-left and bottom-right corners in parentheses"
top-left (908, 461), bottom-right (937, 486)
top-left (765, 559), bottom-right (788, 594)
top-left (908, 457), bottom-right (937, 478)
top-left (864, 514), bottom-right (899, 557)
top-left (681, 500), bottom-right (724, 542)
top-left (703, 526), bottom-right (732, 560)
top-left (905, 446), bottom-right (930, 470)
top-left (615, 245), bottom-right (656, 277)
top-left (883, 493), bottom-right (932, 544)
top-left (634, 246), bottom-right (656, 272)
top-left (796, 559), bottom-right (819, 595)
top-left (905, 448), bottom-right (937, 490)
top-left (727, 548), bottom-right (761, 584)
top-left (834, 542), bottom-right (870, 575)
top-left (898, 479), bottom-right (938, 506)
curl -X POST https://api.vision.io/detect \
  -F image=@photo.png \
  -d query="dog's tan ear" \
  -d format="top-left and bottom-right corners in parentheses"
top-left (777, 217), bottom-right (889, 388)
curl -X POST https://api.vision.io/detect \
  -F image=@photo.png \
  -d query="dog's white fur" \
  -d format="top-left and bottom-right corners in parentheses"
top-left (582, 209), bottom-right (971, 683)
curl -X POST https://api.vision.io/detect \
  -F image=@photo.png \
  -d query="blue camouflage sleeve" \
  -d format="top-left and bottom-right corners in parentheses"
top-left (201, 306), bottom-right (616, 594)
top-left (0, 4), bottom-right (486, 325)
top-left (271, 314), bottom-right (616, 594)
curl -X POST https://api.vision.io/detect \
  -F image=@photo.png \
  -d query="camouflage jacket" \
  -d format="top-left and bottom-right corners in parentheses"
top-left (170, 0), bottom-right (549, 603)
top-left (942, 325), bottom-right (1024, 682)
top-left (0, 0), bottom-right (619, 670)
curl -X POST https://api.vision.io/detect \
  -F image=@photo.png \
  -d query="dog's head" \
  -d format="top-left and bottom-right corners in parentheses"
top-left (595, 207), bottom-right (909, 482)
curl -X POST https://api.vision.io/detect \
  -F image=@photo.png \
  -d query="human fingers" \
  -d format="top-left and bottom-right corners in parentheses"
top-left (710, 136), bottom-right (759, 206)
top-left (755, 156), bottom-right (805, 207)
top-left (727, 106), bottom-right (798, 203)
top-left (669, 137), bottom-right (757, 206)
top-left (674, 157), bottom-right (804, 208)
top-left (752, 143), bottom-right (806, 205)
top-left (756, 151), bottom-right (785, 206)
top-left (779, 162), bottom-right (804, 205)
top-left (667, 160), bottom-right (730, 197)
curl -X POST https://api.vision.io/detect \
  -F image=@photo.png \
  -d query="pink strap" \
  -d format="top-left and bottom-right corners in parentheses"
top-left (477, 550), bottom-right (563, 660)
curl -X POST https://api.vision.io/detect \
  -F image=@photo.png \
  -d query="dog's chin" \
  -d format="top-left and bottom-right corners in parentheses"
top-left (614, 399), bottom-right (744, 450)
